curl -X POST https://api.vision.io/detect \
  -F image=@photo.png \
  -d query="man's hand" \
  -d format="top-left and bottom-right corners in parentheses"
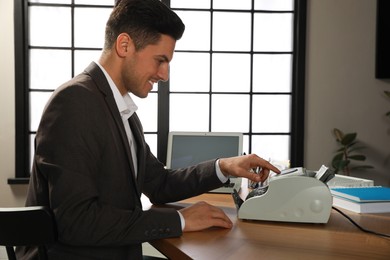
top-left (219, 154), bottom-right (281, 183)
top-left (179, 201), bottom-right (233, 232)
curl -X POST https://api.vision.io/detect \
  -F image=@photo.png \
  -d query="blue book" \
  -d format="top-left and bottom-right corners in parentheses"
top-left (332, 196), bottom-right (390, 213)
top-left (330, 186), bottom-right (390, 203)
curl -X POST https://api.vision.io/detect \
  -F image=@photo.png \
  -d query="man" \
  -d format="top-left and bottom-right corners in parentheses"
top-left (17, 0), bottom-right (280, 259)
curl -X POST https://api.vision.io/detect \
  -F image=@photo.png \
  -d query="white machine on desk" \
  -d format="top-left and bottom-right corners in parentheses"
top-left (232, 165), bottom-right (335, 224)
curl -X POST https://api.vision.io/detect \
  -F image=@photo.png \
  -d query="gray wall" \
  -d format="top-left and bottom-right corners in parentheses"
top-left (1, 0), bottom-right (389, 207)
top-left (305, 0), bottom-right (390, 186)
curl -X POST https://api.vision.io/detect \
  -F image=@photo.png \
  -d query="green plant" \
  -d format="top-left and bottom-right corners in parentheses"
top-left (331, 128), bottom-right (373, 176)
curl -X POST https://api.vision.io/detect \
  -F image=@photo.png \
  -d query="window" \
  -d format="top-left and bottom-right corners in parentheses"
top-left (11, 0), bottom-right (306, 183)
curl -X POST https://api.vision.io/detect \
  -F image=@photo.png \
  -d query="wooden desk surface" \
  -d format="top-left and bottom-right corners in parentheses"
top-left (145, 181), bottom-right (390, 260)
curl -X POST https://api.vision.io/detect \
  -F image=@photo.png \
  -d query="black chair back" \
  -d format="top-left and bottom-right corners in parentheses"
top-left (0, 206), bottom-right (57, 260)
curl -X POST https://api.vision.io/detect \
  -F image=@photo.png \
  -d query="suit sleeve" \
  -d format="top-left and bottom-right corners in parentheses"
top-left (142, 152), bottom-right (224, 204)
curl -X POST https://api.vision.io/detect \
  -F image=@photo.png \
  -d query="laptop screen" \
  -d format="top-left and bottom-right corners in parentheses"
top-left (166, 132), bottom-right (243, 169)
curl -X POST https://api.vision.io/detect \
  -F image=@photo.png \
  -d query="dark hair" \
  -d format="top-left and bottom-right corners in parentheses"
top-left (104, 0), bottom-right (185, 51)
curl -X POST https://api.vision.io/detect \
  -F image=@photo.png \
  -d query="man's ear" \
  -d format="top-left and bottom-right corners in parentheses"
top-left (115, 33), bottom-right (135, 58)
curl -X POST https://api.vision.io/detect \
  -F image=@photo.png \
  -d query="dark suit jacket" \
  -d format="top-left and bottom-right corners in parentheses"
top-left (17, 62), bottom-right (224, 260)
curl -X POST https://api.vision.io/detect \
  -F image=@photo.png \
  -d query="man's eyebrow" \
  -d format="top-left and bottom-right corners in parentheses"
top-left (156, 55), bottom-right (169, 62)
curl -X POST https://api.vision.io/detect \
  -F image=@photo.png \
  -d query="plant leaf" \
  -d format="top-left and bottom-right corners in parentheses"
top-left (331, 159), bottom-right (342, 170)
top-left (333, 159), bottom-right (349, 170)
top-left (332, 153), bottom-right (344, 161)
top-left (349, 155), bottom-right (366, 161)
top-left (351, 165), bottom-right (374, 170)
top-left (341, 133), bottom-right (357, 145)
top-left (333, 128), bottom-right (344, 142)
top-left (345, 143), bottom-right (360, 152)
top-left (348, 145), bottom-right (366, 153)
top-left (345, 141), bottom-right (358, 148)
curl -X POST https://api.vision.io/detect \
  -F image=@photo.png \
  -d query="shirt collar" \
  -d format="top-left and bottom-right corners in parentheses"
top-left (95, 61), bottom-right (138, 119)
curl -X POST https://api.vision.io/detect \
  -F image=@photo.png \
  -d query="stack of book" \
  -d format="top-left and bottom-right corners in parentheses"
top-left (330, 186), bottom-right (390, 213)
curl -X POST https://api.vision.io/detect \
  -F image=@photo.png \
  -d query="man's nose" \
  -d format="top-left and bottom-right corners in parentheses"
top-left (157, 64), bottom-right (169, 82)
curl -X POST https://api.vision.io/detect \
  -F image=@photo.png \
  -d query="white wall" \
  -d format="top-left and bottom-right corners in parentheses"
top-left (0, 0), bottom-right (29, 206)
top-left (305, 0), bottom-right (390, 185)
top-left (1, 0), bottom-right (389, 207)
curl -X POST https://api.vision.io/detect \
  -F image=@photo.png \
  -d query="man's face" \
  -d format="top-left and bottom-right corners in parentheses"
top-left (122, 34), bottom-right (176, 98)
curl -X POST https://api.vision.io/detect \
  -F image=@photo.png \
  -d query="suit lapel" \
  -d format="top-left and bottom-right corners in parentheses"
top-left (84, 62), bottom-right (140, 193)
top-left (128, 113), bottom-right (146, 193)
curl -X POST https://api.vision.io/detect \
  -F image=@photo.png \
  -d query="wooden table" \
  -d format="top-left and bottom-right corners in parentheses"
top-left (144, 181), bottom-right (390, 259)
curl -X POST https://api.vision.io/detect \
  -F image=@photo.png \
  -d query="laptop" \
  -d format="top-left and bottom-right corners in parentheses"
top-left (166, 131), bottom-right (243, 193)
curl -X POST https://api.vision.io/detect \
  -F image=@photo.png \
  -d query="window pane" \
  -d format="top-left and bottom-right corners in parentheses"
top-left (30, 49), bottom-right (72, 90)
top-left (132, 93), bottom-right (158, 132)
top-left (211, 94), bottom-right (250, 132)
top-left (253, 54), bottom-right (292, 92)
top-left (254, 0), bottom-right (294, 11)
top-left (29, 6), bottom-right (71, 47)
top-left (253, 13), bottom-right (293, 52)
top-left (213, 0), bottom-right (251, 10)
top-left (74, 7), bottom-right (111, 48)
top-left (144, 134), bottom-right (157, 157)
top-left (212, 53), bottom-right (250, 92)
top-left (170, 53), bottom-right (210, 92)
top-left (30, 134), bottom-right (36, 171)
top-left (213, 12), bottom-right (251, 51)
top-left (170, 94), bottom-right (210, 131)
top-left (20, 0), bottom-right (300, 179)
top-left (252, 135), bottom-right (290, 161)
top-left (30, 91), bottom-right (53, 131)
top-left (243, 135), bottom-right (249, 155)
top-left (171, 0), bottom-right (210, 8)
top-left (252, 95), bottom-right (290, 132)
top-left (74, 50), bottom-right (101, 75)
top-left (175, 11), bottom-right (210, 51)
top-left (75, 0), bottom-right (113, 5)
top-left (29, 0), bottom-right (71, 4)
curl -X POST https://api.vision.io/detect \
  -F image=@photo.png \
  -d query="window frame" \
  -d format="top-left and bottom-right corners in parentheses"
top-left (10, 0), bottom-right (306, 184)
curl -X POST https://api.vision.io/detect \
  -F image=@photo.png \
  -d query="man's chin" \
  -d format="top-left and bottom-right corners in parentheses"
top-left (134, 92), bottom-right (149, 99)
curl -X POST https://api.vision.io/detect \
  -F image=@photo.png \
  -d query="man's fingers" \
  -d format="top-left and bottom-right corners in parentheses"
top-left (212, 218), bottom-right (233, 229)
top-left (211, 207), bottom-right (233, 226)
top-left (180, 202), bottom-right (233, 232)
